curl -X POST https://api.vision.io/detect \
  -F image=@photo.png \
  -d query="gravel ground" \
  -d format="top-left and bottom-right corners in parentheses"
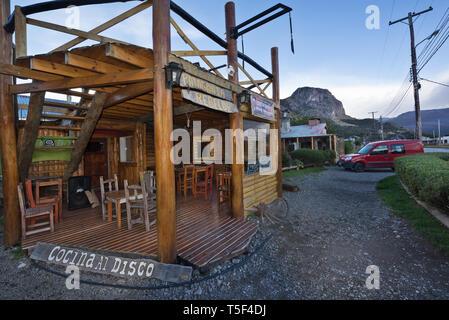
top-left (1, 166), bottom-right (449, 299)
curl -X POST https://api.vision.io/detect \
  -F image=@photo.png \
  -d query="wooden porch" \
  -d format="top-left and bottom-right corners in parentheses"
top-left (22, 195), bottom-right (258, 269)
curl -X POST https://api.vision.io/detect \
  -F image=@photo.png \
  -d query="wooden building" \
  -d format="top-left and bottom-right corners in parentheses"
top-left (0, 0), bottom-right (283, 268)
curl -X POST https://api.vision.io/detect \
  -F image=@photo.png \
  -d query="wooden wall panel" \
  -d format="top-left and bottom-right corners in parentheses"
top-left (243, 173), bottom-right (278, 213)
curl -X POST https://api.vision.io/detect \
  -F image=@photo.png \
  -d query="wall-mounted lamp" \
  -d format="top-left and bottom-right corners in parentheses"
top-left (164, 62), bottom-right (183, 89)
top-left (238, 90), bottom-right (251, 106)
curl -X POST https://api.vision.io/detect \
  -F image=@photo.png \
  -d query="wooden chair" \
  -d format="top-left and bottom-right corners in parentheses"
top-left (35, 178), bottom-right (62, 223)
top-left (18, 183), bottom-right (54, 239)
top-left (194, 166), bottom-right (209, 200)
top-left (217, 172), bottom-right (231, 204)
top-left (142, 171), bottom-right (156, 197)
top-left (100, 174), bottom-right (119, 221)
top-left (206, 165), bottom-right (214, 198)
top-left (179, 165), bottom-right (195, 197)
top-left (25, 179), bottom-right (59, 224)
top-left (124, 177), bottom-right (156, 231)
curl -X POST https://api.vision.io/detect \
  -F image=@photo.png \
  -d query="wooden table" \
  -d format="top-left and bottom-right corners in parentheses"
top-left (105, 190), bottom-right (143, 228)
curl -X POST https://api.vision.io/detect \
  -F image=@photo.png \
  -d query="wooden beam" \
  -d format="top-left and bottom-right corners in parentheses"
top-left (106, 43), bottom-right (152, 68)
top-left (239, 79), bottom-right (271, 86)
top-left (0, 63), bottom-right (63, 81)
top-left (1, 0), bottom-right (21, 246)
top-left (17, 92), bottom-right (45, 183)
top-left (31, 58), bottom-right (98, 77)
top-left (104, 81), bottom-right (153, 108)
top-left (27, 18), bottom-right (130, 47)
top-left (10, 68), bottom-right (153, 94)
top-left (153, 0), bottom-right (176, 264)
top-left (271, 47), bottom-right (282, 198)
top-left (39, 125), bottom-right (81, 131)
top-left (41, 114), bottom-right (85, 121)
top-left (171, 50), bottom-right (227, 57)
top-left (63, 92), bottom-right (108, 181)
top-left (65, 53), bottom-right (128, 74)
top-left (14, 6), bottom-right (27, 58)
top-left (238, 63), bottom-right (269, 98)
top-left (226, 2), bottom-right (244, 220)
top-left (52, 1), bottom-right (153, 52)
top-left (42, 100), bottom-right (89, 111)
top-left (170, 17), bottom-right (224, 78)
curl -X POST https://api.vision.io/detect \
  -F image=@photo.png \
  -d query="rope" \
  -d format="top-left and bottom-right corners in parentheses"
top-left (30, 234), bottom-right (272, 291)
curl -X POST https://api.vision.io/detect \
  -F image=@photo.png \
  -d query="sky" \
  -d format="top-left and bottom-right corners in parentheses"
top-left (9, 0), bottom-right (449, 119)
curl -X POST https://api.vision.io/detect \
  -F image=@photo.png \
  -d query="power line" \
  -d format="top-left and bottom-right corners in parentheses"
top-left (420, 77), bottom-right (449, 88)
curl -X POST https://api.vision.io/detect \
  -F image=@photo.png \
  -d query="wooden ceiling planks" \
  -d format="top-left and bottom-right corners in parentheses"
top-left (9, 42), bottom-right (241, 121)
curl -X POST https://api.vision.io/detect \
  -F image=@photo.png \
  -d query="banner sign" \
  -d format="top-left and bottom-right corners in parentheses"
top-left (181, 89), bottom-right (238, 114)
top-left (30, 243), bottom-right (192, 283)
top-left (250, 94), bottom-right (275, 121)
top-left (180, 72), bottom-right (233, 102)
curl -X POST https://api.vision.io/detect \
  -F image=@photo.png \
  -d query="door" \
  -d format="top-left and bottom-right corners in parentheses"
top-left (84, 139), bottom-right (108, 187)
top-left (366, 144), bottom-right (392, 168)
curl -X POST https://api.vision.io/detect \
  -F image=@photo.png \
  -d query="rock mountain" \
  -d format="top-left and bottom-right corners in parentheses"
top-left (280, 87), bottom-right (347, 119)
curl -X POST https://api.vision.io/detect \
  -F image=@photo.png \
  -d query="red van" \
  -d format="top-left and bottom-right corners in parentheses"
top-left (338, 139), bottom-right (424, 172)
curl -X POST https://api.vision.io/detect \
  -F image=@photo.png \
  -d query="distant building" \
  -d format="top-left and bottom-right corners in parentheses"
top-left (422, 136), bottom-right (449, 145)
top-left (281, 115), bottom-right (339, 153)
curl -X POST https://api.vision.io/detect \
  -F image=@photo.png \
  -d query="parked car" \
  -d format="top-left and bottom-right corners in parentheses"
top-left (337, 139), bottom-right (424, 172)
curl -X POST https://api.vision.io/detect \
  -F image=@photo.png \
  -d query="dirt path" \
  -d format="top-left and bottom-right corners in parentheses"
top-left (1, 167), bottom-right (449, 299)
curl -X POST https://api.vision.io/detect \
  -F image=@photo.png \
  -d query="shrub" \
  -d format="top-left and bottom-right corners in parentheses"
top-left (282, 152), bottom-right (291, 167)
top-left (395, 153), bottom-right (449, 209)
top-left (290, 148), bottom-right (335, 165)
top-left (344, 141), bottom-right (354, 154)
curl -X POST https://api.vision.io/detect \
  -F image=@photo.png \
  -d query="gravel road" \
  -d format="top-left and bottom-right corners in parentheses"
top-left (1, 166), bottom-right (449, 299)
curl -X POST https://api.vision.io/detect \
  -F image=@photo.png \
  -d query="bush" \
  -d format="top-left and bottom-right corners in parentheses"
top-left (290, 148), bottom-right (336, 165)
top-left (344, 141), bottom-right (354, 154)
top-left (282, 152), bottom-right (304, 168)
top-left (395, 153), bottom-right (449, 209)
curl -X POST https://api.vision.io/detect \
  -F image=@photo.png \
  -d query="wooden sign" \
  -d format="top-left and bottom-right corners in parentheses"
top-left (181, 89), bottom-right (238, 114)
top-left (30, 243), bottom-right (192, 283)
top-left (179, 72), bottom-right (233, 102)
top-left (250, 94), bottom-right (275, 121)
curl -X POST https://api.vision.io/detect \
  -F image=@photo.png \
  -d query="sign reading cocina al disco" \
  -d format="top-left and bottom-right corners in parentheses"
top-left (250, 94), bottom-right (275, 121)
top-left (181, 89), bottom-right (238, 114)
top-left (30, 242), bottom-right (192, 283)
top-left (179, 72), bottom-right (233, 102)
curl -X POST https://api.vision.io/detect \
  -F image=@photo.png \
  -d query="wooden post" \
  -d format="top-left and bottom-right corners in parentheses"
top-left (1, 0), bottom-right (21, 246)
top-left (153, 0), bottom-right (176, 263)
top-left (63, 92), bottom-right (108, 181)
top-left (18, 92), bottom-right (45, 183)
top-left (328, 135), bottom-right (332, 151)
top-left (226, 2), bottom-right (244, 219)
top-left (333, 135), bottom-right (337, 154)
top-left (14, 6), bottom-right (27, 59)
top-left (311, 137), bottom-right (314, 150)
top-left (271, 47), bottom-right (282, 197)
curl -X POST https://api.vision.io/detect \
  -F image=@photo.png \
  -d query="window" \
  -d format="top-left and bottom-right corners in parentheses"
top-left (357, 145), bottom-right (373, 154)
top-left (243, 119), bottom-right (271, 175)
top-left (391, 144), bottom-right (405, 154)
top-left (370, 145), bottom-right (389, 155)
top-left (119, 136), bottom-right (134, 162)
top-left (86, 141), bottom-right (104, 153)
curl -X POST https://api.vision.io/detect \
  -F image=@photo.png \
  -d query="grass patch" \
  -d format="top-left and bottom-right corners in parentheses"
top-left (11, 247), bottom-right (26, 260)
top-left (282, 166), bottom-right (326, 179)
top-left (377, 175), bottom-right (449, 256)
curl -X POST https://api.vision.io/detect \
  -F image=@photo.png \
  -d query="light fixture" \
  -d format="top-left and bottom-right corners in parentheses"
top-left (238, 90), bottom-right (251, 106)
top-left (164, 62), bottom-right (183, 89)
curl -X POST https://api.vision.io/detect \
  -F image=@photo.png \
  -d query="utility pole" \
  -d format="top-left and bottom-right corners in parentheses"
top-left (438, 119), bottom-right (441, 145)
top-left (368, 111), bottom-right (378, 140)
top-left (380, 116), bottom-right (384, 140)
top-left (389, 6), bottom-right (433, 141)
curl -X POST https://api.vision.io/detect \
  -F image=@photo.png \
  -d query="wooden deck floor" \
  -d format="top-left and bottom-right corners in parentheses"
top-left (22, 195), bottom-right (258, 268)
